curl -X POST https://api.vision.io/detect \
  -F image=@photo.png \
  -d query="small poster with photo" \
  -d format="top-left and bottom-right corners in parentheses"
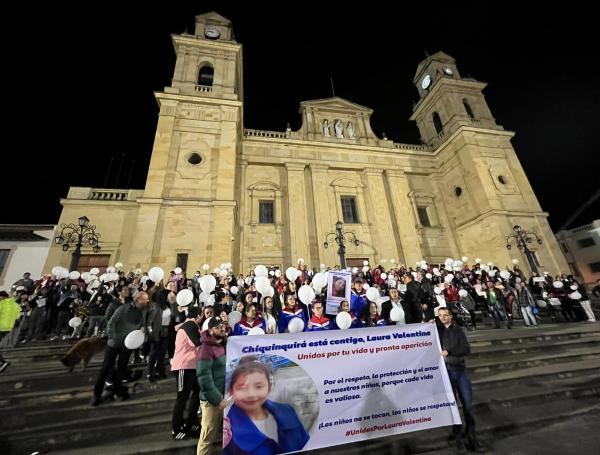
top-left (326, 271), bottom-right (351, 315)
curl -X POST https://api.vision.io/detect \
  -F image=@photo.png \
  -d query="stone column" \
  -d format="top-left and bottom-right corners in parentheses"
top-left (385, 169), bottom-right (423, 266)
top-left (285, 163), bottom-right (310, 266)
top-left (361, 168), bottom-right (400, 264)
top-left (309, 164), bottom-right (331, 267)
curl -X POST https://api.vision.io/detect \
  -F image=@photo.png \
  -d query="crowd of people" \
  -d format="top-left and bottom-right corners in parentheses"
top-left (0, 258), bottom-right (598, 453)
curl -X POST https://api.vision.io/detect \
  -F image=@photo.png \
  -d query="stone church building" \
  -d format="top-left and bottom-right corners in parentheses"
top-left (45, 12), bottom-right (567, 275)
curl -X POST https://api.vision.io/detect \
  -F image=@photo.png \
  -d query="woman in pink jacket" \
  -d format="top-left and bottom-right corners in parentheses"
top-left (171, 306), bottom-right (202, 440)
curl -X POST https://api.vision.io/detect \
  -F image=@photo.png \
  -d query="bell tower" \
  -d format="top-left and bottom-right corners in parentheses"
top-left (410, 51), bottom-right (499, 146)
top-left (127, 12), bottom-right (243, 271)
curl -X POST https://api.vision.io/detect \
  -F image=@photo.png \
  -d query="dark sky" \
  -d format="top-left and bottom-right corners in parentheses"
top-left (7, 2), bottom-right (599, 231)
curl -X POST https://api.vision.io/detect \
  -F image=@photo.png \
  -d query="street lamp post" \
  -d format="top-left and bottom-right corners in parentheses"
top-left (505, 225), bottom-right (543, 274)
top-left (323, 221), bottom-right (361, 269)
top-left (54, 216), bottom-right (102, 271)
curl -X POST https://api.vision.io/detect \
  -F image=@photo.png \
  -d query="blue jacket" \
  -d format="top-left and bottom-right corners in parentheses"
top-left (277, 306), bottom-right (307, 333)
top-left (225, 400), bottom-right (310, 455)
top-left (350, 292), bottom-right (368, 318)
top-left (232, 317), bottom-right (267, 336)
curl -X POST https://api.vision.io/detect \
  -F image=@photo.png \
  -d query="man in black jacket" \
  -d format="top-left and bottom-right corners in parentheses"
top-left (381, 288), bottom-right (419, 324)
top-left (403, 273), bottom-right (424, 322)
top-left (437, 307), bottom-right (484, 453)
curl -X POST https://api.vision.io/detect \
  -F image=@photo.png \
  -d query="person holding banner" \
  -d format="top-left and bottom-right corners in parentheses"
top-left (436, 308), bottom-right (484, 453)
top-left (360, 301), bottom-right (386, 327)
top-left (233, 304), bottom-right (266, 336)
top-left (381, 288), bottom-right (418, 325)
top-left (278, 294), bottom-right (307, 333)
top-left (333, 300), bottom-right (360, 329)
top-left (307, 300), bottom-right (331, 331)
top-left (224, 356), bottom-right (310, 454)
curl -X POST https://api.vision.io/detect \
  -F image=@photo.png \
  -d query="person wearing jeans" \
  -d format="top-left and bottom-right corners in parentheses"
top-left (517, 283), bottom-right (538, 327)
top-left (437, 307), bottom-right (484, 453)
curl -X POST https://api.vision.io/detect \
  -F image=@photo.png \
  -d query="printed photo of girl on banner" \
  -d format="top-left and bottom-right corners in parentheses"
top-left (223, 355), bottom-right (317, 454)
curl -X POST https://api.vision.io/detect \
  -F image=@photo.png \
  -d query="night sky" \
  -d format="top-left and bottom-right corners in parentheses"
top-left (7, 2), bottom-right (598, 232)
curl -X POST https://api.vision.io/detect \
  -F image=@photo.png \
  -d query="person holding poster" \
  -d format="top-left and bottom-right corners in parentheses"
top-left (325, 271), bottom-right (351, 315)
top-left (436, 308), bottom-right (485, 453)
top-left (224, 356), bottom-right (310, 454)
top-left (350, 278), bottom-right (368, 318)
top-left (332, 300), bottom-right (360, 329)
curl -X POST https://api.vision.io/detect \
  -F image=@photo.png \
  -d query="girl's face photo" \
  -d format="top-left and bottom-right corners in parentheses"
top-left (334, 278), bottom-right (345, 292)
top-left (232, 372), bottom-right (271, 415)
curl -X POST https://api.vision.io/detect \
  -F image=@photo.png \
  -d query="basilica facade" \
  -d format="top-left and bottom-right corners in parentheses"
top-left (44, 12), bottom-right (568, 275)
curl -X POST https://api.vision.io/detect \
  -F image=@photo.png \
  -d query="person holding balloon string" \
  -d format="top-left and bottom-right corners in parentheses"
top-left (233, 304), bottom-right (267, 336)
top-left (278, 294), bottom-right (307, 333)
top-left (332, 300), bottom-right (360, 329)
top-left (261, 296), bottom-right (280, 334)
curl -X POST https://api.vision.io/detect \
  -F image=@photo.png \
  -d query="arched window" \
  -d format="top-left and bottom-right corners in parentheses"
top-left (432, 112), bottom-right (443, 135)
top-left (463, 100), bottom-right (475, 119)
top-left (198, 65), bottom-right (214, 87)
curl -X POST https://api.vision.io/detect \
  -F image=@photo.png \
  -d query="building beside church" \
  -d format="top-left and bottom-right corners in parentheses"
top-left (44, 12), bottom-right (568, 275)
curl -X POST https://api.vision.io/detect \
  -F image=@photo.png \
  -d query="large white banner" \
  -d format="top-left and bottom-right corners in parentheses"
top-left (223, 323), bottom-right (461, 454)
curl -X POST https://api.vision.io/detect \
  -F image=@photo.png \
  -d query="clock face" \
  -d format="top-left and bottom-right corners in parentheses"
top-left (421, 74), bottom-right (431, 90)
top-left (444, 67), bottom-right (454, 75)
top-left (205, 27), bottom-right (220, 38)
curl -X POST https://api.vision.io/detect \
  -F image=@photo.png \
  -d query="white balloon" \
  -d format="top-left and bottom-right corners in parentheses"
top-left (214, 267), bottom-right (221, 275)
top-left (228, 311), bottom-right (242, 329)
top-left (263, 286), bottom-right (274, 298)
top-left (286, 267), bottom-right (299, 281)
top-left (200, 274), bottom-right (217, 293)
top-left (219, 269), bottom-right (228, 278)
top-left (124, 330), bottom-right (145, 350)
top-left (174, 267), bottom-right (182, 275)
top-left (387, 279), bottom-right (397, 288)
top-left (202, 319), bottom-right (210, 332)
top-left (288, 317), bottom-right (305, 333)
top-left (69, 271), bottom-right (80, 280)
top-left (536, 300), bottom-right (547, 308)
top-left (461, 256), bottom-right (468, 263)
top-left (381, 273), bottom-right (387, 280)
top-left (106, 267), bottom-right (116, 274)
top-left (363, 260), bottom-right (369, 266)
top-left (90, 267), bottom-right (100, 275)
top-left (230, 286), bottom-right (239, 295)
top-left (202, 263), bottom-right (210, 271)
top-left (500, 271), bottom-right (511, 280)
top-left (266, 314), bottom-right (277, 333)
top-left (390, 307), bottom-right (403, 322)
top-left (275, 269), bottom-right (282, 278)
top-left (366, 287), bottom-right (379, 302)
top-left (434, 287), bottom-right (442, 295)
top-left (115, 262), bottom-right (123, 269)
top-left (51, 266), bottom-right (62, 276)
top-left (226, 263), bottom-right (232, 270)
top-left (458, 289), bottom-right (468, 298)
top-left (135, 268), bottom-right (142, 275)
top-left (336, 312), bottom-right (352, 330)
top-left (445, 258), bottom-right (454, 268)
top-left (444, 274), bottom-right (454, 283)
top-left (426, 273), bottom-right (432, 280)
top-left (176, 289), bottom-right (194, 306)
top-left (475, 258), bottom-right (481, 264)
top-left (420, 261), bottom-right (428, 268)
top-left (255, 276), bottom-right (271, 295)
top-left (205, 295), bottom-right (215, 307)
top-left (362, 266), bottom-right (369, 273)
top-left (489, 270), bottom-right (497, 277)
top-left (553, 281), bottom-right (563, 289)
top-left (298, 285), bottom-right (316, 305)
top-left (199, 291), bottom-right (210, 303)
top-left (248, 327), bottom-right (266, 336)
top-left (148, 267), bottom-right (165, 283)
top-left (352, 267), bottom-right (359, 275)
top-left (570, 284), bottom-right (578, 290)
top-left (512, 259), bottom-right (519, 265)
top-left (68, 317), bottom-right (82, 328)
top-left (311, 272), bottom-right (327, 290)
top-left (297, 258), bottom-right (305, 264)
top-left (255, 265), bottom-right (268, 277)
top-left (269, 270), bottom-right (275, 276)
top-left (571, 292), bottom-right (582, 300)
top-left (363, 283), bottom-right (370, 290)
top-left (237, 278), bottom-right (245, 287)
top-left (81, 272), bottom-right (90, 281)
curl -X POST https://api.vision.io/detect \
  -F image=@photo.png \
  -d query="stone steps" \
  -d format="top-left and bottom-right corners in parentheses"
top-left (2, 323), bottom-right (600, 454)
